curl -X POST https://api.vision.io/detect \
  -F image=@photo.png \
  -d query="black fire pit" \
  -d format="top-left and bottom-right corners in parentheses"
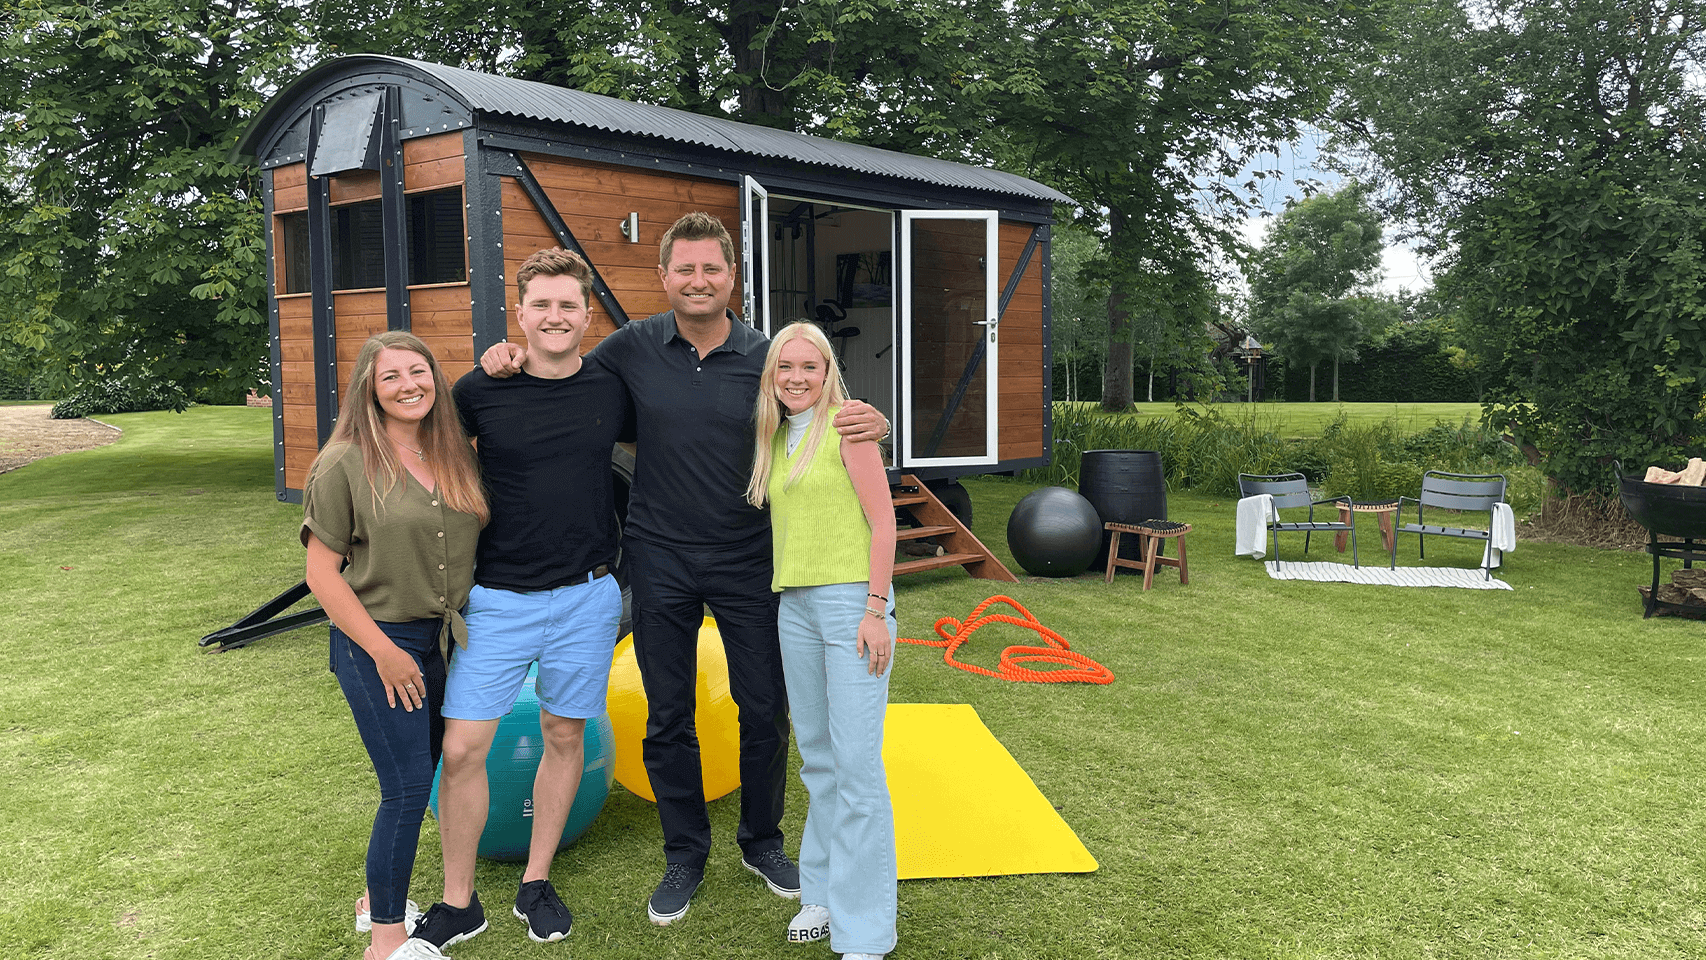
top-left (1615, 461), bottom-right (1706, 617)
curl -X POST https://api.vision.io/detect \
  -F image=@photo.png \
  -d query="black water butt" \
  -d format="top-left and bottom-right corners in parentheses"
top-left (1078, 449), bottom-right (1168, 572)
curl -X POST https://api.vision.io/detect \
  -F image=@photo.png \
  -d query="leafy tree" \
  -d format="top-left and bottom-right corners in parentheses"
top-left (981, 0), bottom-right (1372, 411)
top-left (1050, 222), bottom-right (1110, 403)
top-left (316, 0), bottom-right (995, 148)
top-left (1337, 0), bottom-right (1706, 496)
top-left (1247, 183), bottom-right (1385, 401)
top-left (0, 0), bottom-right (306, 399)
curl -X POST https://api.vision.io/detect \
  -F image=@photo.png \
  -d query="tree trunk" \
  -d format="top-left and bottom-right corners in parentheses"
top-left (1332, 354), bottom-right (1340, 402)
top-left (725, 0), bottom-right (798, 127)
top-left (1101, 209), bottom-right (1134, 411)
top-left (1308, 362), bottom-right (1318, 402)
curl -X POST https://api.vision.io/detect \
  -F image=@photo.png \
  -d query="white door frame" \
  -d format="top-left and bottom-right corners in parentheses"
top-left (740, 176), bottom-right (770, 332)
top-left (898, 209), bottom-right (1000, 468)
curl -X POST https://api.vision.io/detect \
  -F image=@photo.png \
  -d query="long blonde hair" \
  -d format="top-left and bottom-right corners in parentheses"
top-left (307, 331), bottom-right (489, 525)
top-left (746, 321), bottom-right (848, 508)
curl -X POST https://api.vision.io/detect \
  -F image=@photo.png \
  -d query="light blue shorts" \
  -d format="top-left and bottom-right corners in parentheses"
top-left (445, 576), bottom-right (623, 721)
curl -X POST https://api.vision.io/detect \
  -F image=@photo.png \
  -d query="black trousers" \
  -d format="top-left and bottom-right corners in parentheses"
top-left (625, 535), bottom-right (789, 868)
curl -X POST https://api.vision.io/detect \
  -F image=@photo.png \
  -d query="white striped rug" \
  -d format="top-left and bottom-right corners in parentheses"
top-left (1264, 561), bottom-right (1512, 590)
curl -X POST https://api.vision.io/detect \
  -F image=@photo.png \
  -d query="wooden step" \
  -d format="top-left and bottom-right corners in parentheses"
top-left (888, 474), bottom-right (1017, 582)
top-left (895, 552), bottom-right (989, 576)
top-left (898, 524), bottom-right (957, 542)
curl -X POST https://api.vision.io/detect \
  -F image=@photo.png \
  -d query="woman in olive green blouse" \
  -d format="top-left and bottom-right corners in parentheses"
top-left (302, 331), bottom-right (488, 960)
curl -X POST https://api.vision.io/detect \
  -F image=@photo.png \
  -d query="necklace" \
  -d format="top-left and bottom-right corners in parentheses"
top-left (392, 437), bottom-right (425, 462)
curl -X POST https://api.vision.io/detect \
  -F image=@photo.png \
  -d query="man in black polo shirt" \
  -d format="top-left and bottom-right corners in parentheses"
top-left (480, 212), bottom-right (886, 927)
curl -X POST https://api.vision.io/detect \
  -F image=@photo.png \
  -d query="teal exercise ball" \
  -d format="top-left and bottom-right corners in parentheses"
top-left (428, 663), bottom-right (616, 862)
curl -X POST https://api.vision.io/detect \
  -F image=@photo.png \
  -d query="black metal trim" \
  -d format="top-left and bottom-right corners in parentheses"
top-left (306, 105), bottom-right (338, 447)
top-left (491, 149), bottom-right (633, 328)
top-left (198, 580), bottom-right (328, 653)
top-left (262, 168), bottom-right (289, 502)
top-left (380, 87), bottom-right (412, 330)
top-left (464, 128), bottom-right (509, 356)
top-left (921, 224), bottom-right (1040, 458)
top-left (902, 458), bottom-right (1049, 484)
top-left (1037, 222), bottom-right (1054, 466)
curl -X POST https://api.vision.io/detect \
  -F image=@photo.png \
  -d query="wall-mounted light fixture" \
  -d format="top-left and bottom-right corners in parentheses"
top-left (619, 212), bottom-right (639, 242)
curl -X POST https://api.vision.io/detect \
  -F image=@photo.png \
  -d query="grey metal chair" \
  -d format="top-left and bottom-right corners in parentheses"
top-left (1238, 472), bottom-right (1358, 569)
top-left (1391, 471), bottom-right (1508, 579)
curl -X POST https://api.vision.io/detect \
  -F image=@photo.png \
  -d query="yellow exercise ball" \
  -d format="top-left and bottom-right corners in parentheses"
top-left (607, 616), bottom-right (742, 803)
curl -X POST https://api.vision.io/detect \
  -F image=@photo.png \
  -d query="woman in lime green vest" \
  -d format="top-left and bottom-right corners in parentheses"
top-left (745, 321), bottom-right (897, 960)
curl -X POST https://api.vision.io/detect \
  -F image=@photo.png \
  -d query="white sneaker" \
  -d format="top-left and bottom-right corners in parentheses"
top-left (357, 897), bottom-right (422, 933)
top-left (787, 904), bottom-right (830, 943)
top-left (380, 939), bottom-right (450, 960)
top-left (842, 954), bottom-right (885, 960)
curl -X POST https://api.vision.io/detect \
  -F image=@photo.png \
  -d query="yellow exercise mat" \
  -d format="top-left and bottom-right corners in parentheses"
top-left (883, 703), bottom-right (1098, 879)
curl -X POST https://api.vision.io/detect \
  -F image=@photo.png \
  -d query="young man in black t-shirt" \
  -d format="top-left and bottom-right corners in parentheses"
top-left (410, 249), bottom-right (628, 951)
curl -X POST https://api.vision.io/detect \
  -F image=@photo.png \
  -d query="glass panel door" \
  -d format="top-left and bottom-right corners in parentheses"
top-left (740, 176), bottom-right (770, 331)
top-left (899, 210), bottom-right (998, 467)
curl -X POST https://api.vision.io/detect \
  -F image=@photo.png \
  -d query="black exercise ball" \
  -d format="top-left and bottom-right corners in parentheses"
top-left (1006, 486), bottom-right (1104, 577)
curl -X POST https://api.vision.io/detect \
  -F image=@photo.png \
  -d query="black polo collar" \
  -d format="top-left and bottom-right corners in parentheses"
top-left (656, 309), bottom-right (765, 357)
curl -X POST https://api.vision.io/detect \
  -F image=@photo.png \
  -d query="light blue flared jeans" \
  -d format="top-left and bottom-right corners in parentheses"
top-left (777, 582), bottom-right (897, 956)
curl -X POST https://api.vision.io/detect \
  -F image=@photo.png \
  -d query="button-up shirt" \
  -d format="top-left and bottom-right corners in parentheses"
top-left (301, 442), bottom-right (481, 656)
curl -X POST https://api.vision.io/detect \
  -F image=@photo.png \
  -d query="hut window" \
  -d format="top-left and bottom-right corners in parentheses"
top-left (274, 187), bottom-right (466, 294)
top-left (407, 188), bottom-right (466, 285)
top-left (333, 201), bottom-right (387, 290)
top-left (279, 213), bottom-right (310, 294)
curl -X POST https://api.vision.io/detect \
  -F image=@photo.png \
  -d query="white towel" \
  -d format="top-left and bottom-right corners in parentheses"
top-left (1481, 502), bottom-right (1516, 568)
top-left (1236, 494), bottom-right (1274, 558)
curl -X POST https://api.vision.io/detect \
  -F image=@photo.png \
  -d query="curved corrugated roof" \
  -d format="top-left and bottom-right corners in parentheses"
top-left (239, 55), bottom-right (1073, 205)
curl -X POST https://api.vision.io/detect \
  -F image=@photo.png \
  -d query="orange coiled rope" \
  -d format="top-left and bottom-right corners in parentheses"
top-left (898, 595), bottom-right (1114, 685)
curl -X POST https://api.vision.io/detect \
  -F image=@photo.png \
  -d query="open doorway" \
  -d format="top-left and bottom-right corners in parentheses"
top-left (763, 200), bottom-right (896, 421)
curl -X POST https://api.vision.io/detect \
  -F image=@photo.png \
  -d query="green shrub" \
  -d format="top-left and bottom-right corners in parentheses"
top-left (51, 375), bottom-right (190, 419)
top-left (0, 368), bottom-right (47, 401)
top-left (1024, 403), bottom-right (1543, 513)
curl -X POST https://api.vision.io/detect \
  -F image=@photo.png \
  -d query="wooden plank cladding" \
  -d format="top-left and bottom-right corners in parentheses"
top-left (995, 221), bottom-right (1046, 460)
top-left (499, 156), bottom-right (741, 343)
top-left (403, 132), bottom-right (464, 191)
top-left (329, 170), bottom-right (381, 205)
top-left (273, 162), bottom-right (307, 212)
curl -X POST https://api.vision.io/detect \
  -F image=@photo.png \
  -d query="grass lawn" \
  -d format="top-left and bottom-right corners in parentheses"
top-left (4, 407), bottom-right (1705, 959)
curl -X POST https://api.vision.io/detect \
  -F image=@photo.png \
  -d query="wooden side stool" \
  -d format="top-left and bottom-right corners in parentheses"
top-left (1104, 520), bottom-right (1191, 589)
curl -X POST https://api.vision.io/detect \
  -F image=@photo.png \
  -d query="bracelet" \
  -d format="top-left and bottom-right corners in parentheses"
top-left (869, 592), bottom-right (886, 601)
top-left (865, 606), bottom-right (885, 618)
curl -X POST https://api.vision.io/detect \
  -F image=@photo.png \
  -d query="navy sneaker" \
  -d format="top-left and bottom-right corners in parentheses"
top-left (647, 863), bottom-right (704, 926)
top-left (514, 879), bottom-right (573, 943)
top-left (742, 848), bottom-right (801, 899)
top-left (411, 893), bottom-right (489, 949)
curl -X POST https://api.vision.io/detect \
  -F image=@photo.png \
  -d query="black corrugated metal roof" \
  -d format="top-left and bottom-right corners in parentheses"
top-left (238, 55), bottom-right (1073, 206)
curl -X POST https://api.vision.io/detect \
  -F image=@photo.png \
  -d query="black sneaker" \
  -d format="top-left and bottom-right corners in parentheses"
top-left (412, 893), bottom-right (489, 949)
top-left (741, 848), bottom-right (801, 899)
top-left (647, 862), bottom-right (704, 926)
top-left (514, 879), bottom-right (573, 943)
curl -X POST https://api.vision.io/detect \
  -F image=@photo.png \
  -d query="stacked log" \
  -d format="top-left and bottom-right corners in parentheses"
top-left (1638, 567), bottom-right (1706, 618)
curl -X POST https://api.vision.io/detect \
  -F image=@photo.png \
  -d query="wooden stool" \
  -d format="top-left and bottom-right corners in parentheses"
top-left (1104, 520), bottom-right (1191, 589)
top-left (1335, 499), bottom-right (1399, 553)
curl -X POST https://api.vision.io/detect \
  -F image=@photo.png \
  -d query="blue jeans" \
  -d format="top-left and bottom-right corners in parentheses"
top-left (777, 583), bottom-right (897, 955)
top-left (331, 619), bottom-right (445, 925)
